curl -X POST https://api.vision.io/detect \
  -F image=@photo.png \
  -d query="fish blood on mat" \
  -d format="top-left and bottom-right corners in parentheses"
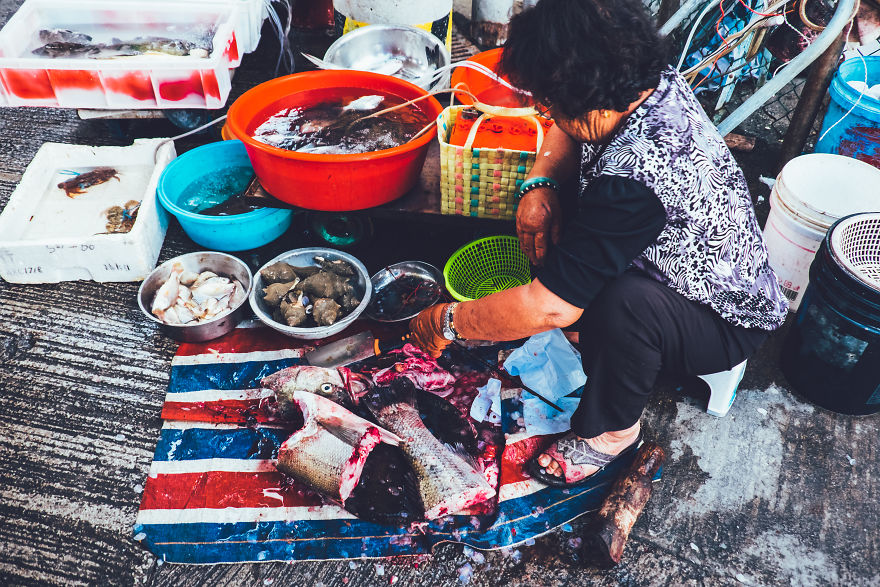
top-left (363, 378), bottom-right (496, 519)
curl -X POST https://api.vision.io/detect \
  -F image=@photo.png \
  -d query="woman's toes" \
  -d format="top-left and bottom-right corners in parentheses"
top-left (537, 453), bottom-right (551, 468)
top-left (547, 460), bottom-right (562, 476)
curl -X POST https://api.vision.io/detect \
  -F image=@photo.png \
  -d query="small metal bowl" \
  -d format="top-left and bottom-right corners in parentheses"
top-left (249, 248), bottom-right (372, 340)
top-left (137, 251), bottom-right (253, 343)
top-left (324, 24), bottom-right (451, 91)
top-left (364, 261), bottom-right (444, 322)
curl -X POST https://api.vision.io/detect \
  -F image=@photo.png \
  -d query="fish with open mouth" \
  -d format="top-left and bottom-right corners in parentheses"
top-left (275, 389), bottom-right (423, 525)
top-left (260, 365), bottom-right (371, 417)
top-left (362, 378), bottom-right (496, 520)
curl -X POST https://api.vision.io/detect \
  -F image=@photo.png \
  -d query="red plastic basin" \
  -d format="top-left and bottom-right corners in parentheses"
top-left (450, 48), bottom-right (533, 108)
top-left (226, 70), bottom-right (443, 211)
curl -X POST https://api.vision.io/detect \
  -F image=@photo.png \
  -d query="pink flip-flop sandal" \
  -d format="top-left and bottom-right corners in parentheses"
top-left (527, 433), bottom-right (642, 487)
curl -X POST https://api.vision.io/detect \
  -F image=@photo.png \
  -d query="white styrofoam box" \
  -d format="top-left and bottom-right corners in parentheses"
top-left (120, 0), bottom-right (264, 54)
top-left (0, 139), bottom-right (176, 283)
top-left (0, 0), bottom-right (243, 109)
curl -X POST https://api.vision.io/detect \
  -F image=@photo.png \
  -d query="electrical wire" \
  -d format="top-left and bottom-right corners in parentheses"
top-left (152, 115), bottom-right (229, 163)
top-left (817, 15), bottom-right (866, 143)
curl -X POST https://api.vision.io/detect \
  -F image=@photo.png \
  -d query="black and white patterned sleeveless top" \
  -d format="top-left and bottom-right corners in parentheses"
top-left (580, 67), bottom-right (788, 330)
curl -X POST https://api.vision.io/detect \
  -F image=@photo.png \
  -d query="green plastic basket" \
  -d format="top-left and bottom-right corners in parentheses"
top-left (444, 236), bottom-right (532, 302)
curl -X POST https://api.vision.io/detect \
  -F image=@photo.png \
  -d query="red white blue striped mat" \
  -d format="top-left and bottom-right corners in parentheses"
top-left (134, 323), bottom-right (635, 564)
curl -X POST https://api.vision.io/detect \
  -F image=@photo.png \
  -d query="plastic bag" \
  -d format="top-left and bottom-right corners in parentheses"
top-left (503, 328), bottom-right (586, 402)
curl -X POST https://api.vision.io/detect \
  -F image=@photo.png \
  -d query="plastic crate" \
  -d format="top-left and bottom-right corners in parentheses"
top-left (0, 0), bottom-right (242, 108)
top-left (162, 0), bottom-right (264, 54)
top-left (0, 139), bottom-right (176, 284)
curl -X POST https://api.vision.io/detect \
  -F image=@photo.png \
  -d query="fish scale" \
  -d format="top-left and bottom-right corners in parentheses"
top-left (365, 379), bottom-right (495, 520)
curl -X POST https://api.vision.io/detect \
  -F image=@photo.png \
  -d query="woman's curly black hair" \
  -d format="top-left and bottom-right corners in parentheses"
top-left (499, 0), bottom-right (669, 119)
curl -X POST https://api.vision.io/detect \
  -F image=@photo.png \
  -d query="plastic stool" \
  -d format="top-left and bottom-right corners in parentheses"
top-left (699, 360), bottom-right (747, 417)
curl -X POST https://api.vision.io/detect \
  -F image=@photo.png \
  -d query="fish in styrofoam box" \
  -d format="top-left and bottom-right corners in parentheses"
top-left (0, 139), bottom-right (176, 284)
top-left (0, 0), bottom-right (242, 109)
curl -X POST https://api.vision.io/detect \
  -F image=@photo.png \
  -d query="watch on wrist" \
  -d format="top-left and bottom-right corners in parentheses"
top-left (441, 303), bottom-right (459, 341)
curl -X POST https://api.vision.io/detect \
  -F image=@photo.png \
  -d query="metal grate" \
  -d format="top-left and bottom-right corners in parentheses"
top-left (661, 0), bottom-right (853, 139)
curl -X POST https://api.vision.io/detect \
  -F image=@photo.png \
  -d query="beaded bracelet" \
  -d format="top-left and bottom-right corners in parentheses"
top-left (515, 176), bottom-right (560, 200)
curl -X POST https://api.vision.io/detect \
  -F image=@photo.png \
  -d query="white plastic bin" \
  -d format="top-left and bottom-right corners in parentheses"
top-left (763, 153), bottom-right (880, 310)
top-left (0, 139), bottom-right (176, 283)
top-left (0, 0), bottom-right (242, 108)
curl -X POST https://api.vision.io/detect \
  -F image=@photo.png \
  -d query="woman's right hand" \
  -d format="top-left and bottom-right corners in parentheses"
top-left (516, 187), bottom-right (562, 266)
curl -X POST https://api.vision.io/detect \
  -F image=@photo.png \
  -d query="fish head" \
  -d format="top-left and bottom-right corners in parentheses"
top-left (264, 365), bottom-right (353, 407)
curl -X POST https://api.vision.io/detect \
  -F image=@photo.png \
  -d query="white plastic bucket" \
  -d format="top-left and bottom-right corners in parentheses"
top-left (763, 153), bottom-right (880, 311)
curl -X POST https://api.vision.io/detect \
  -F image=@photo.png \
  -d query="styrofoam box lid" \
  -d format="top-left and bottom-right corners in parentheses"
top-left (0, 0), bottom-right (241, 68)
top-left (775, 153), bottom-right (880, 230)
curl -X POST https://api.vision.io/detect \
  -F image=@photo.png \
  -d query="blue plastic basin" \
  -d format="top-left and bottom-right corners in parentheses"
top-left (158, 141), bottom-right (294, 251)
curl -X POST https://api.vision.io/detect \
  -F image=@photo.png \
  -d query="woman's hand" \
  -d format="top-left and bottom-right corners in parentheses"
top-left (408, 303), bottom-right (451, 358)
top-left (516, 187), bottom-right (562, 266)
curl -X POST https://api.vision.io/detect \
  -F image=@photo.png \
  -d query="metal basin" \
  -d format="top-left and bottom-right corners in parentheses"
top-left (365, 261), bottom-right (444, 322)
top-left (249, 248), bottom-right (372, 340)
top-left (137, 251), bottom-right (253, 343)
top-left (324, 24), bottom-right (451, 91)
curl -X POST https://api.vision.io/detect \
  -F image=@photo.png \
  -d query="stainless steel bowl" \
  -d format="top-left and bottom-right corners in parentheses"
top-left (364, 261), bottom-right (444, 322)
top-left (324, 24), bottom-right (451, 91)
top-left (249, 248), bottom-right (372, 340)
top-left (137, 251), bottom-right (253, 343)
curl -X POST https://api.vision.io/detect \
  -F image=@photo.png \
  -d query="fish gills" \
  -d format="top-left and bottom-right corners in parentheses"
top-left (363, 378), bottom-right (496, 520)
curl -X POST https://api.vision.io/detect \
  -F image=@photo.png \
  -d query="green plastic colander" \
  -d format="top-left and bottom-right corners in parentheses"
top-left (444, 236), bottom-right (532, 302)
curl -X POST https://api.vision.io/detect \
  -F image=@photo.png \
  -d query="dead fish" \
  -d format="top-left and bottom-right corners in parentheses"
top-left (416, 388), bottom-right (479, 455)
top-left (342, 94), bottom-right (385, 112)
top-left (261, 365), bottom-right (372, 417)
top-left (362, 378), bottom-right (496, 520)
top-left (57, 167), bottom-right (119, 197)
top-left (275, 390), bottom-right (423, 524)
top-left (32, 41), bottom-right (101, 58)
top-left (39, 29), bottom-right (93, 44)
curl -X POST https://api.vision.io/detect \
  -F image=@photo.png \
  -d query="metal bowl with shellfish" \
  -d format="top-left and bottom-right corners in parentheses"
top-left (137, 251), bottom-right (253, 342)
top-left (249, 248), bottom-right (372, 340)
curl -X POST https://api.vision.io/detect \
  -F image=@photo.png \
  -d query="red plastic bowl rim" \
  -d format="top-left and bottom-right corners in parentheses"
top-left (226, 70), bottom-right (443, 163)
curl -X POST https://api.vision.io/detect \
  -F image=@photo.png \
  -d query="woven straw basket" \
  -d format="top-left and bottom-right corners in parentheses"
top-left (438, 105), bottom-right (545, 220)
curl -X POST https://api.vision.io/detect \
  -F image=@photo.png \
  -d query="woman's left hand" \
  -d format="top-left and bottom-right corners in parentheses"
top-left (409, 303), bottom-right (452, 358)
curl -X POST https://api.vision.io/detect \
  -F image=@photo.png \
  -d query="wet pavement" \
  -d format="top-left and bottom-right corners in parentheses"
top-left (1, 1), bottom-right (878, 585)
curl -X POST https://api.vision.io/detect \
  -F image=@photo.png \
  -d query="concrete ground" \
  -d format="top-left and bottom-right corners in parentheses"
top-left (1, 1), bottom-right (878, 585)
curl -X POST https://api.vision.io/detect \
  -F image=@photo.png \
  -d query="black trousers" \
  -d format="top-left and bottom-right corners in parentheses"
top-left (570, 271), bottom-right (770, 438)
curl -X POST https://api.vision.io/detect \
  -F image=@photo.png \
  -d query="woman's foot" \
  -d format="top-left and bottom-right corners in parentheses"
top-left (535, 421), bottom-right (641, 483)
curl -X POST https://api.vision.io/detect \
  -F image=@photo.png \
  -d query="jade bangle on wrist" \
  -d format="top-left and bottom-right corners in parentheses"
top-left (515, 176), bottom-right (560, 200)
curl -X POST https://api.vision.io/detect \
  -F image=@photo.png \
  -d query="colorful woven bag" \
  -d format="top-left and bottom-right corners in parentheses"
top-left (438, 105), bottom-right (547, 220)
